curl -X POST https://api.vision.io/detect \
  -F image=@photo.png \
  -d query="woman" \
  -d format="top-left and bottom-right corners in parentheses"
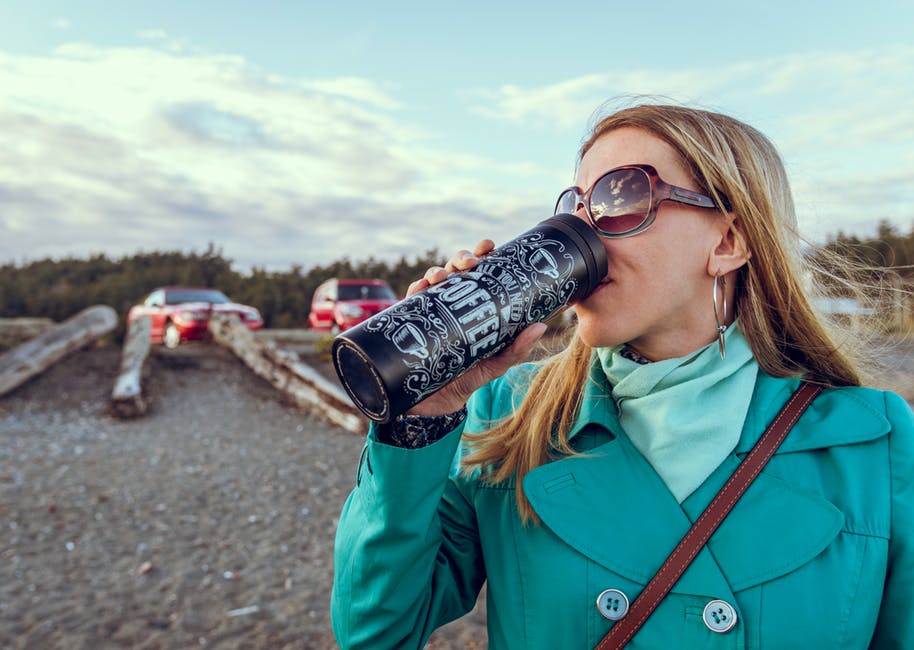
top-left (331, 103), bottom-right (914, 648)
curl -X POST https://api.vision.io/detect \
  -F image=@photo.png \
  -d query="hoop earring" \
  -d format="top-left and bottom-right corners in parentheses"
top-left (713, 273), bottom-right (728, 360)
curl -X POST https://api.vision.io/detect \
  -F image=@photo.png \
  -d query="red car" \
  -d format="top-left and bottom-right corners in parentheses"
top-left (307, 278), bottom-right (398, 333)
top-left (128, 287), bottom-right (264, 349)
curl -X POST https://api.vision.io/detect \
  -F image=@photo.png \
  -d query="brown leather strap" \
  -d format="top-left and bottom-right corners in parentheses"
top-left (595, 382), bottom-right (823, 650)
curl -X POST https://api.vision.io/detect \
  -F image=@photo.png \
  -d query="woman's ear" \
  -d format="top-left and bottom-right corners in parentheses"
top-left (707, 215), bottom-right (751, 276)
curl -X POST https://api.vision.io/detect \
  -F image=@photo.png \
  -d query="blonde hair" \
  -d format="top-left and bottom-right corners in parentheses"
top-left (462, 103), bottom-right (869, 523)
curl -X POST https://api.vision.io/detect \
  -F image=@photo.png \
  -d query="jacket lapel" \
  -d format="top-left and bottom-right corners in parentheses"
top-left (522, 371), bottom-right (889, 597)
top-left (523, 432), bottom-right (735, 598)
top-left (692, 373), bottom-right (890, 590)
top-left (681, 452), bottom-right (845, 591)
top-left (737, 373), bottom-right (890, 454)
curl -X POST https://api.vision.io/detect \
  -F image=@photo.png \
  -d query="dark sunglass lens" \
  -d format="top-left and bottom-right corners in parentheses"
top-left (589, 168), bottom-right (652, 235)
top-left (554, 189), bottom-right (578, 215)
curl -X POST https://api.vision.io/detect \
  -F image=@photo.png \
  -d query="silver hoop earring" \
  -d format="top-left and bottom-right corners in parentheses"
top-left (713, 273), bottom-right (728, 360)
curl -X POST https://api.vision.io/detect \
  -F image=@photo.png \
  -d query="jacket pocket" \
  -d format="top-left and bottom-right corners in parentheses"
top-left (747, 531), bottom-right (887, 648)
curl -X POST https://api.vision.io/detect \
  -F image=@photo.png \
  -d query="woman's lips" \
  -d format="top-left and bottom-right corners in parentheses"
top-left (583, 278), bottom-right (612, 301)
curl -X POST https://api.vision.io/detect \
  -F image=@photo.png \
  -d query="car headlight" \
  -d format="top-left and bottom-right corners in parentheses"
top-left (173, 310), bottom-right (208, 324)
top-left (243, 310), bottom-right (262, 322)
top-left (338, 304), bottom-right (364, 318)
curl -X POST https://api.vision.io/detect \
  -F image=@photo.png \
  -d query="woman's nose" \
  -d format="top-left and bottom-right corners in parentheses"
top-left (572, 205), bottom-right (589, 224)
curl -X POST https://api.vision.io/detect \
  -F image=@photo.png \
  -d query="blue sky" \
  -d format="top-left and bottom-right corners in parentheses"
top-left (1, 0), bottom-right (913, 272)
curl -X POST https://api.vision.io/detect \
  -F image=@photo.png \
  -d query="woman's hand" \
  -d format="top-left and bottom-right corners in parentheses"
top-left (404, 239), bottom-right (548, 417)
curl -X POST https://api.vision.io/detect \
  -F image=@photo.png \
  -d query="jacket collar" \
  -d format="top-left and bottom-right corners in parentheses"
top-left (566, 359), bottom-right (621, 441)
top-left (567, 360), bottom-right (890, 453)
top-left (736, 372), bottom-right (890, 453)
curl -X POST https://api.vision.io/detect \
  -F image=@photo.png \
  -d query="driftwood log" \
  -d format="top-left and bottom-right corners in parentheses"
top-left (0, 317), bottom-right (54, 351)
top-left (208, 314), bottom-right (365, 434)
top-left (0, 305), bottom-right (118, 396)
top-left (110, 316), bottom-right (152, 418)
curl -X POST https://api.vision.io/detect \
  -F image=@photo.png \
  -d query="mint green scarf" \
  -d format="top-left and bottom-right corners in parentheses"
top-left (597, 324), bottom-right (759, 503)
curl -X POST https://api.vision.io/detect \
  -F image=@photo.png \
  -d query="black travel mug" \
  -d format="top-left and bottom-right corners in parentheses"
top-left (332, 213), bottom-right (608, 423)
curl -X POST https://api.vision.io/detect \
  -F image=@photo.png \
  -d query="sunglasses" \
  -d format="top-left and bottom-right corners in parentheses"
top-left (554, 164), bottom-right (731, 238)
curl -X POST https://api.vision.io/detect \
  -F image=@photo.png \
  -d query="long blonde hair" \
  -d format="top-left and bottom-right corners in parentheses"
top-left (462, 103), bottom-right (867, 523)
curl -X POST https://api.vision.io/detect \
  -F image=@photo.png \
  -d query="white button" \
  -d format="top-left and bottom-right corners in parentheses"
top-left (702, 599), bottom-right (738, 633)
top-left (596, 588), bottom-right (629, 621)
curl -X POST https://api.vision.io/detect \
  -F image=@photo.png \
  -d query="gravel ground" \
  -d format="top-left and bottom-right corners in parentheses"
top-left (0, 343), bottom-right (485, 649)
top-left (1, 335), bottom-right (910, 650)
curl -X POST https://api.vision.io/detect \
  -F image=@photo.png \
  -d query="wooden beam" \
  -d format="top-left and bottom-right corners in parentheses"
top-left (0, 305), bottom-right (118, 396)
top-left (0, 317), bottom-right (54, 352)
top-left (111, 316), bottom-right (152, 418)
top-left (208, 314), bottom-right (365, 434)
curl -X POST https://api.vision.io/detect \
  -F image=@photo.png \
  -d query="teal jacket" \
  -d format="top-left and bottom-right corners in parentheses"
top-left (331, 365), bottom-right (914, 649)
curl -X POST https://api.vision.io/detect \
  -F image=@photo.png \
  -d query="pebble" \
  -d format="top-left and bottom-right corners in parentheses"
top-left (226, 605), bottom-right (259, 617)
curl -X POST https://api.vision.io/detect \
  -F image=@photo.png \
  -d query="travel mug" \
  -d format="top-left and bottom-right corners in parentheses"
top-left (332, 213), bottom-right (608, 423)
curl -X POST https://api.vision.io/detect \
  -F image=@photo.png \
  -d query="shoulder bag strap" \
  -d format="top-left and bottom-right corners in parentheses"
top-left (595, 381), bottom-right (823, 650)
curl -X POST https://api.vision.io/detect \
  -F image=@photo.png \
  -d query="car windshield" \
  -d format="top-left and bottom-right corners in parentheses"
top-left (338, 284), bottom-right (396, 301)
top-left (165, 289), bottom-right (231, 305)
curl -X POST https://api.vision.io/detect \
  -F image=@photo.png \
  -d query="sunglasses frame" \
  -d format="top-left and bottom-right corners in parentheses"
top-left (554, 164), bottom-right (731, 238)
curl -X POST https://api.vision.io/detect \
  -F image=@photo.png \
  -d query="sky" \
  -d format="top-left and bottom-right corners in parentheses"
top-left (1, 0), bottom-right (913, 273)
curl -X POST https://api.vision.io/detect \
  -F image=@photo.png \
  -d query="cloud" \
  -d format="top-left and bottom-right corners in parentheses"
top-left (0, 38), bottom-right (545, 272)
top-left (793, 165), bottom-right (914, 242)
top-left (164, 102), bottom-right (272, 148)
top-left (467, 45), bottom-right (914, 242)
top-left (302, 77), bottom-right (403, 111)
top-left (136, 29), bottom-right (191, 53)
top-left (467, 45), bottom-right (914, 132)
top-left (2, 37), bottom-right (910, 277)
top-left (468, 75), bottom-right (611, 129)
top-left (466, 68), bottom-right (744, 129)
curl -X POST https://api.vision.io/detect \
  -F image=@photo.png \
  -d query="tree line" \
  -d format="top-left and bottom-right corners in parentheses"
top-left (0, 243), bottom-right (444, 337)
top-left (815, 220), bottom-right (914, 271)
top-left (2, 220), bottom-right (912, 337)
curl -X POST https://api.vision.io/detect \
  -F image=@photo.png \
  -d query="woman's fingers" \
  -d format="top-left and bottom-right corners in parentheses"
top-left (475, 323), bottom-right (547, 383)
top-left (406, 322), bottom-right (548, 417)
top-left (443, 239), bottom-right (495, 274)
top-left (423, 265), bottom-right (448, 284)
top-left (405, 264), bottom-right (446, 297)
top-left (405, 279), bottom-right (427, 297)
top-left (473, 239), bottom-right (495, 258)
top-left (401, 235), bottom-right (542, 417)
top-left (443, 250), bottom-right (474, 274)
top-left (406, 238), bottom-right (495, 303)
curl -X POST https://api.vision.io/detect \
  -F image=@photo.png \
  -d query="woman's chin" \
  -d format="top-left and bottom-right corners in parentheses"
top-left (575, 320), bottom-right (623, 350)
